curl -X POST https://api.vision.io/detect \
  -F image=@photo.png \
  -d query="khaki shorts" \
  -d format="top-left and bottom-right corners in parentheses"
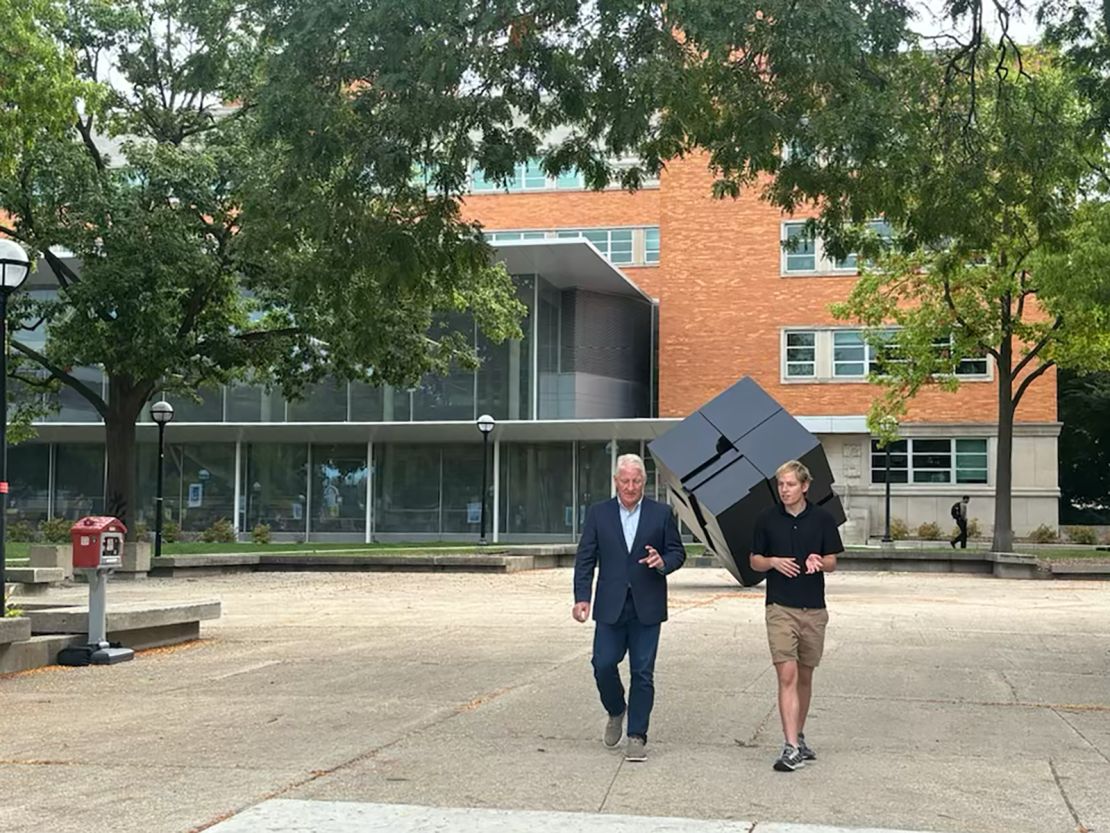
top-left (766, 603), bottom-right (829, 667)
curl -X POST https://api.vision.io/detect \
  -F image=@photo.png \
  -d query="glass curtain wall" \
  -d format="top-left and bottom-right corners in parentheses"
top-left (53, 444), bottom-right (105, 518)
top-left (498, 441), bottom-right (575, 537)
top-left (241, 443), bottom-right (309, 535)
top-left (373, 444), bottom-right (440, 533)
top-left (310, 444), bottom-right (368, 534)
top-left (8, 444), bottom-right (50, 524)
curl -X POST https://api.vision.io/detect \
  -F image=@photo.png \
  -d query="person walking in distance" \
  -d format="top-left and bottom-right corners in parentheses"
top-left (750, 460), bottom-right (844, 772)
top-left (572, 453), bottom-right (686, 762)
top-left (950, 495), bottom-right (970, 549)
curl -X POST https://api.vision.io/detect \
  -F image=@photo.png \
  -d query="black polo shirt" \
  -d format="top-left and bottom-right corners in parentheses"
top-left (752, 501), bottom-right (844, 610)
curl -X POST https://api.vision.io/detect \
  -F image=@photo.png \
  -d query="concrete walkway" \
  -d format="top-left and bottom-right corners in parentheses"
top-left (205, 799), bottom-right (964, 832)
top-left (1, 569), bottom-right (1107, 833)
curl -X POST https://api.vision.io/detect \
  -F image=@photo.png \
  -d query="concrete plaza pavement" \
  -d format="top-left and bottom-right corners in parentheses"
top-left (0, 567), bottom-right (1107, 833)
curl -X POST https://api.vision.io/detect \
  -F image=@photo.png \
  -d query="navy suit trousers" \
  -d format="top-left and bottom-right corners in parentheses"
top-left (591, 590), bottom-right (661, 740)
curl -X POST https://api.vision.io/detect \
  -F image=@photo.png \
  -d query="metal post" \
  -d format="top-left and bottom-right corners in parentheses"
top-left (479, 431), bottom-right (490, 545)
top-left (87, 570), bottom-right (109, 649)
top-left (881, 443), bottom-right (892, 543)
top-left (154, 421), bottom-right (166, 558)
top-left (0, 292), bottom-right (8, 615)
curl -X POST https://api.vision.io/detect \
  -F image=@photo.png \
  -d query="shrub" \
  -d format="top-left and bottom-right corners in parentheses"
top-left (133, 520), bottom-right (149, 541)
top-left (917, 521), bottom-right (943, 540)
top-left (39, 516), bottom-right (71, 544)
top-left (251, 523), bottom-right (271, 545)
top-left (889, 517), bottom-right (909, 540)
top-left (162, 519), bottom-right (180, 544)
top-left (1028, 523), bottom-right (1058, 544)
top-left (6, 519), bottom-right (37, 543)
top-left (200, 518), bottom-right (235, 543)
top-left (1064, 526), bottom-right (1098, 545)
top-left (966, 517), bottom-right (982, 539)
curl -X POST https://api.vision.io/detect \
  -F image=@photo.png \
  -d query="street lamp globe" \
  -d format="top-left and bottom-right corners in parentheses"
top-left (0, 239), bottom-right (30, 291)
top-left (150, 400), bottom-right (175, 425)
top-left (476, 413), bottom-right (495, 434)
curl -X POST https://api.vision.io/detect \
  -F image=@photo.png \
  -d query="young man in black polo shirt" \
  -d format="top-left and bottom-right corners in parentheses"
top-left (750, 459), bottom-right (844, 772)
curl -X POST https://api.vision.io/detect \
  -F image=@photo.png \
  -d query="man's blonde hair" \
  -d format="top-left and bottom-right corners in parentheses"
top-left (775, 459), bottom-right (811, 484)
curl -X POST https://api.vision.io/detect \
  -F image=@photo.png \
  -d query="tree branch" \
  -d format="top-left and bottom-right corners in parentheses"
top-left (1013, 359), bottom-right (1055, 409)
top-left (944, 275), bottom-right (1000, 361)
top-left (1012, 317), bottom-right (1062, 378)
top-left (75, 115), bottom-right (106, 172)
top-left (9, 340), bottom-right (109, 418)
top-left (10, 371), bottom-right (55, 390)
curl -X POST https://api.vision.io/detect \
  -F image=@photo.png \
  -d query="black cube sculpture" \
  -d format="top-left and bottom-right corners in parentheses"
top-left (648, 377), bottom-right (846, 586)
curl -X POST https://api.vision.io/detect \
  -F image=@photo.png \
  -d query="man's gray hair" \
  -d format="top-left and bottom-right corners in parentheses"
top-left (615, 453), bottom-right (646, 477)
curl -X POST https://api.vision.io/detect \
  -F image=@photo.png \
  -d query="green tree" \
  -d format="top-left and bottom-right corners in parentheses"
top-left (831, 48), bottom-right (1110, 552)
top-left (0, 0), bottom-right (92, 179)
top-left (0, 0), bottom-right (524, 536)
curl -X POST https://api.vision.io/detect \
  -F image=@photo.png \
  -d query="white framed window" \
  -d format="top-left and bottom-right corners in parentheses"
top-left (485, 227), bottom-right (660, 268)
top-left (832, 330), bottom-right (868, 377)
top-left (644, 227), bottom-right (660, 263)
top-left (781, 219), bottom-right (893, 275)
top-left (784, 330), bottom-right (817, 378)
top-left (870, 438), bottom-right (988, 484)
top-left (783, 327), bottom-right (991, 383)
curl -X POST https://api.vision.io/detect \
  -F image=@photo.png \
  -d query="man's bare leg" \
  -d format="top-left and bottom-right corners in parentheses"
top-left (797, 663), bottom-right (814, 735)
top-left (774, 660), bottom-right (800, 746)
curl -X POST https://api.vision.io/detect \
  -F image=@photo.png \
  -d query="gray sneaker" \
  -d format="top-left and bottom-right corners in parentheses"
top-left (603, 711), bottom-right (624, 748)
top-left (773, 743), bottom-right (805, 772)
top-left (625, 735), bottom-right (647, 762)
top-left (797, 734), bottom-right (816, 762)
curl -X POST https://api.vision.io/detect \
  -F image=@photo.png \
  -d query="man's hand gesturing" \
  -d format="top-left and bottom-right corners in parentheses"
top-left (572, 601), bottom-right (590, 622)
top-left (771, 556), bottom-right (801, 577)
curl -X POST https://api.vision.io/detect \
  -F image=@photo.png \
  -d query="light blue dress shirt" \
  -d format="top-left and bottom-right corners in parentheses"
top-left (619, 499), bottom-right (642, 553)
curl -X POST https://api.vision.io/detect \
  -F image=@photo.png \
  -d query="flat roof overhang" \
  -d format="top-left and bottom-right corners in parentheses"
top-left (492, 238), bottom-right (654, 302)
top-left (28, 415), bottom-right (875, 445)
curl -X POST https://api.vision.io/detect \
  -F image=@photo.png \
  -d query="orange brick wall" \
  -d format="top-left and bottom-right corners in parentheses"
top-left (464, 157), bottom-right (1057, 426)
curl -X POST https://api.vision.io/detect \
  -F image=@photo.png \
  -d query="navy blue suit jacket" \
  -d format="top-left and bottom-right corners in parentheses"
top-left (573, 497), bottom-right (687, 625)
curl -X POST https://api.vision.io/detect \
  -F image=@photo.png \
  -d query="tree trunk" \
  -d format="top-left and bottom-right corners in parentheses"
top-left (104, 375), bottom-right (150, 541)
top-left (992, 339), bottom-right (1015, 553)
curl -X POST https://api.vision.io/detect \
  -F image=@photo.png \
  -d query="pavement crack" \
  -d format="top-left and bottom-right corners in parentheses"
top-left (1051, 707), bottom-right (1110, 764)
top-left (1048, 758), bottom-right (1087, 832)
top-left (998, 669), bottom-right (1020, 703)
top-left (597, 757), bottom-right (624, 813)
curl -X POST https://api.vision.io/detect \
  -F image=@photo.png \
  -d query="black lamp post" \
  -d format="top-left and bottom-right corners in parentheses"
top-left (0, 240), bottom-right (30, 617)
top-left (476, 413), bottom-right (495, 545)
top-left (149, 400), bottom-right (174, 558)
top-left (879, 418), bottom-right (898, 545)
top-left (881, 441), bottom-right (893, 544)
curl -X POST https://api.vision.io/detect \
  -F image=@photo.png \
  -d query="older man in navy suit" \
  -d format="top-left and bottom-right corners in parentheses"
top-left (572, 453), bottom-right (686, 762)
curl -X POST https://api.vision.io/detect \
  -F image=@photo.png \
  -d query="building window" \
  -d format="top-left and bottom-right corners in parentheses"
top-left (955, 438), bottom-right (989, 483)
top-left (832, 330), bottom-right (867, 377)
top-left (645, 227), bottom-right (660, 263)
top-left (785, 327), bottom-right (990, 382)
top-left (782, 219), bottom-right (893, 275)
top-left (469, 158), bottom-right (596, 192)
top-left (870, 438), bottom-right (988, 484)
top-left (784, 331), bottom-right (817, 378)
top-left (783, 222), bottom-right (817, 272)
top-left (487, 227), bottom-right (659, 267)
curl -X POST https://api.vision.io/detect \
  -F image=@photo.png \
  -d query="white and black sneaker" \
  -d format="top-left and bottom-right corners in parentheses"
top-left (773, 743), bottom-right (806, 772)
top-left (797, 734), bottom-right (816, 762)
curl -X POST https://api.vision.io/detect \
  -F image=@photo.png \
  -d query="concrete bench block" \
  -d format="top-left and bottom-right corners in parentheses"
top-left (0, 617), bottom-right (32, 645)
top-left (28, 600), bottom-right (221, 635)
top-left (29, 544), bottom-right (73, 579)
